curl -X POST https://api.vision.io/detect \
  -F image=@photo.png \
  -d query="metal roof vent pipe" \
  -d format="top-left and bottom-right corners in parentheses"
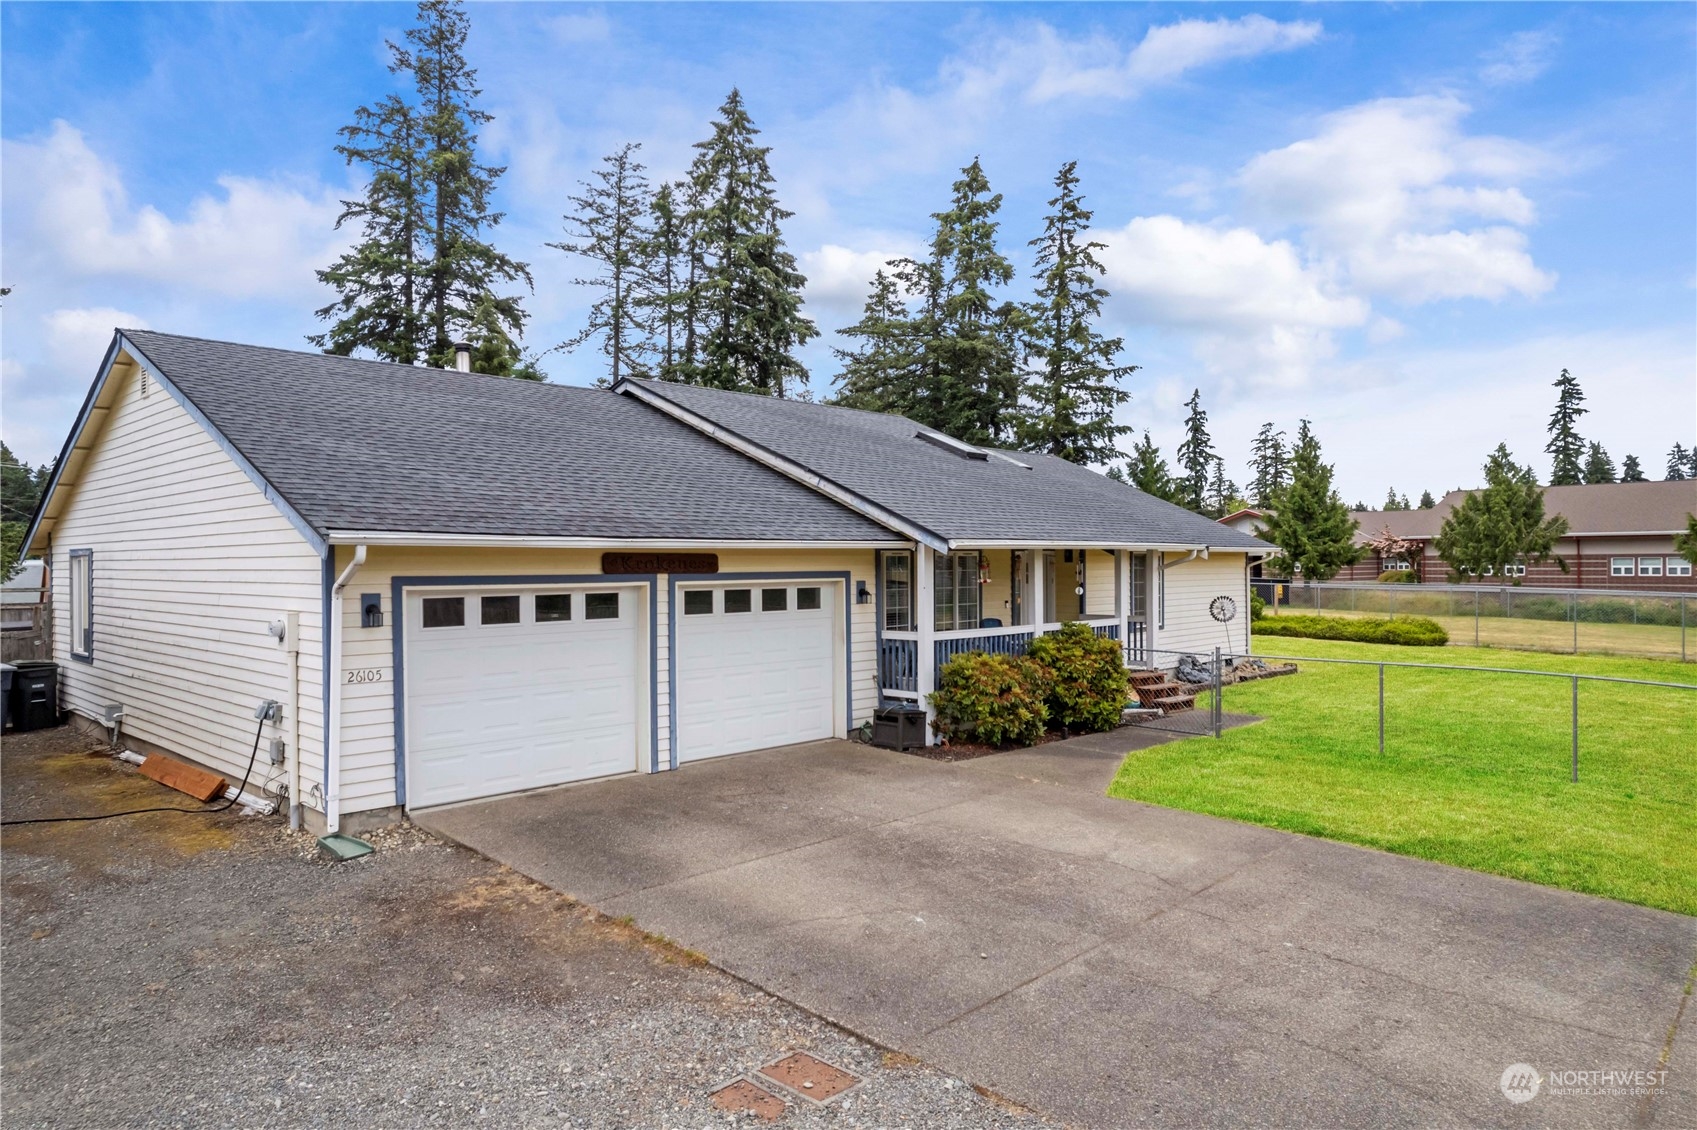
top-left (452, 340), bottom-right (472, 373)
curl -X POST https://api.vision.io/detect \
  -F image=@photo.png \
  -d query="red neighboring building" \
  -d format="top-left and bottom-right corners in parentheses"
top-left (1340, 481), bottom-right (1697, 591)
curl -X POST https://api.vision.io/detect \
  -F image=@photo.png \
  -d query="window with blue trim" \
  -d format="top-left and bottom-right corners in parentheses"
top-left (69, 550), bottom-right (93, 660)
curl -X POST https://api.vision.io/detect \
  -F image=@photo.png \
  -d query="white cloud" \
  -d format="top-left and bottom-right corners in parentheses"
top-left (1480, 29), bottom-right (1559, 87)
top-left (1096, 215), bottom-right (1368, 384)
top-left (2, 121), bottom-right (346, 301)
top-left (1239, 96), bottom-right (1554, 304)
top-left (544, 10), bottom-right (610, 45)
top-left (43, 307), bottom-right (148, 375)
top-left (799, 243), bottom-right (917, 324)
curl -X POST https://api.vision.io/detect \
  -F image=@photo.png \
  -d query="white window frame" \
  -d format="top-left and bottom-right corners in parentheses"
top-left (1638, 557), bottom-right (1664, 577)
top-left (934, 552), bottom-right (982, 632)
top-left (880, 551), bottom-right (913, 632)
top-left (1611, 557), bottom-right (1636, 577)
top-left (68, 549), bottom-right (93, 662)
top-left (1667, 557), bottom-right (1693, 578)
top-left (1502, 563), bottom-right (1526, 578)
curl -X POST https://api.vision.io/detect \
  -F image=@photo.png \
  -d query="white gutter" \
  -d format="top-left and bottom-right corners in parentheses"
top-left (323, 532), bottom-right (907, 549)
top-left (613, 380), bottom-right (951, 553)
top-left (325, 544), bottom-right (367, 834)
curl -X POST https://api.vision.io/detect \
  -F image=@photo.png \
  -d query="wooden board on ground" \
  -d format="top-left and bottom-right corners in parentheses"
top-left (138, 755), bottom-right (225, 803)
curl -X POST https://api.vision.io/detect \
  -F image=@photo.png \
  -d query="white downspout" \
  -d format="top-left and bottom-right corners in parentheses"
top-left (326, 544), bottom-right (367, 834)
top-left (285, 610), bottom-right (302, 830)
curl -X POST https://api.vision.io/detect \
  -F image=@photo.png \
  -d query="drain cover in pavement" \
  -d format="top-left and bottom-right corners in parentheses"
top-left (709, 1078), bottom-right (787, 1120)
top-left (757, 1052), bottom-right (862, 1104)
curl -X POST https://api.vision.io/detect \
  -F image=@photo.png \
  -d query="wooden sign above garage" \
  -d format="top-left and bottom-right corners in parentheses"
top-left (602, 552), bottom-right (719, 575)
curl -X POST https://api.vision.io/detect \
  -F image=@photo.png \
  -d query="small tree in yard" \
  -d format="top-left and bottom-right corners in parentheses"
top-left (1434, 443), bottom-right (1569, 582)
top-left (1260, 420), bottom-right (1360, 581)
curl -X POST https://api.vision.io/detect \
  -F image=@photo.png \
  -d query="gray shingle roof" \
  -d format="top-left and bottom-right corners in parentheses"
top-left (621, 379), bottom-right (1269, 551)
top-left (120, 331), bottom-right (898, 543)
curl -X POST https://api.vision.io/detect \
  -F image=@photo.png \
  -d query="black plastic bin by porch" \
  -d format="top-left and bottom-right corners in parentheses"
top-left (8, 661), bottom-right (60, 732)
top-left (872, 706), bottom-right (927, 751)
top-left (1, 663), bottom-right (13, 730)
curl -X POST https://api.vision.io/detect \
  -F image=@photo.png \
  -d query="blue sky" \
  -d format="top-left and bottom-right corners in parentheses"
top-left (4, 2), bottom-right (1694, 504)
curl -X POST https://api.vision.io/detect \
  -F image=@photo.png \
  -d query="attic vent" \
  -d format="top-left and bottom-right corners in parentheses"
top-left (139, 370), bottom-right (151, 398)
top-left (915, 430), bottom-right (989, 460)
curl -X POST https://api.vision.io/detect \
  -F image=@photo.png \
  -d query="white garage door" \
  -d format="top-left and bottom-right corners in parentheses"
top-left (405, 586), bottom-right (643, 808)
top-left (675, 582), bottom-right (838, 763)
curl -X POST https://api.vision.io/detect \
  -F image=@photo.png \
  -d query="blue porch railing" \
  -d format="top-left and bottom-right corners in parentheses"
top-left (882, 620), bottom-right (1150, 700)
top-left (879, 637), bottom-right (920, 694)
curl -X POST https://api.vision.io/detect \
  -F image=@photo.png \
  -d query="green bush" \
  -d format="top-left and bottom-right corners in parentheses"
top-left (1249, 593), bottom-right (1266, 621)
top-left (928, 652), bottom-right (1052, 747)
top-left (1255, 614), bottom-right (1449, 646)
top-left (1378, 569), bottom-right (1418, 583)
top-left (1026, 621), bottom-right (1128, 733)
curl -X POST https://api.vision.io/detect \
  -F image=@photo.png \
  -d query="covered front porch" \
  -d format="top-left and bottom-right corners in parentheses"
top-left (876, 545), bottom-right (1157, 704)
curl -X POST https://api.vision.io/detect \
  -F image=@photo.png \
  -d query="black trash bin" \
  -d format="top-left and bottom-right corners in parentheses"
top-left (9, 661), bottom-right (60, 732)
top-left (871, 705), bottom-right (927, 751)
top-left (1, 663), bottom-right (13, 730)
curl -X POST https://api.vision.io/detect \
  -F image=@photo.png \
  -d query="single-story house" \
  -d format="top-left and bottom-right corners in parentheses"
top-left (25, 330), bottom-right (1266, 833)
top-left (1339, 482), bottom-right (1696, 590)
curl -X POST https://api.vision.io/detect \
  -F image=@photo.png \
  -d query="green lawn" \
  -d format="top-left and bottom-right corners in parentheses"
top-left (1109, 637), bottom-right (1697, 915)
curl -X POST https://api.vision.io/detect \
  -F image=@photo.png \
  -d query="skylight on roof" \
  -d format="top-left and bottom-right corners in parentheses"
top-left (915, 430), bottom-right (989, 460)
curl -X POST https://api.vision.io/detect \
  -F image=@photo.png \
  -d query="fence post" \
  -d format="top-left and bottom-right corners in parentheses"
top-left (1378, 663), bottom-right (1385, 755)
top-left (1683, 597), bottom-right (1687, 664)
top-left (1474, 590), bottom-right (1480, 646)
top-left (1213, 645), bottom-right (1222, 738)
top-left (1571, 592), bottom-right (1578, 654)
top-left (1570, 675), bottom-right (1579, 783)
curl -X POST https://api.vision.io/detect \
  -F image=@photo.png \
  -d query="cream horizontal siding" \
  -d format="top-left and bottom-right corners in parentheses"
top-left (46, 363), bottom-right (324, 804)
top-left (1083, 549), bottom-right (1118, 618)
top-left (329, 544), bottom-right (881, 812)
top-left (1155, 553), bottom-right (1253, 660)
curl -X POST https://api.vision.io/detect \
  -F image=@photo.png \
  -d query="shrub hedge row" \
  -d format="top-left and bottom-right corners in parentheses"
top-left (928, 622), bottom-right (1128, 748)
top-left (1255, 614), bottom-right (1449, 646)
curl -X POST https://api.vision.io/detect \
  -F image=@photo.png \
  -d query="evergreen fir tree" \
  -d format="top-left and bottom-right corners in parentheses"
top-left (550, 142), bottom-right (652, 384)
top-left (831, 270), bottom-right (920, 414)
top-left (636, 182), bottom-right (695, 382)
top-left (312, 0), bottom-right (533, 373)
top-left (1124, 431), bottom-right (1177, 501)
top-left (311, 93), bottom-right (428, 363)
top-left (1174, 388), bottom-right (1217, 513)
top-left (686, 89), bottom-right (816, 396)
top-left (1418, 489), bottom-right (1437, 509)
top-left (1581, 441), bottom-right (1616, 484)
top-left (1544, 368), bottom-right (1587, 485)
top-left (1014, 161), bottom-right (1135, 464)
top-left (1668, 443), bottom-right (1692, 481)
top-left (1675, 514), bottom-right (1697, 567)
top-left (1206, 457), bottom-right (1241, 519)
top-left (914, 159), bottom-right (1023, 445)
top-left (1435, 444), bottom-right (1569, 581)
top-left (1247, 422), bottom-right (1288, 508)
top-left (1620, 454), bottom-right (1646, 482)
top-left (1260, 420), bottom-right (1361, 581)
top-left (464, 294), bottom-right (542, 379)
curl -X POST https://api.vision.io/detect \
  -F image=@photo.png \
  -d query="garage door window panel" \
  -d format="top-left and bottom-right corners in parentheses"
top-left (536, 593), bottom-right (572, 621)
top-left (481, 595), bottom-right (521, 625)
top-left (762, 588), bottom-right (788, 612)
top-left (725, 589), bottom-right (752, 614)
top-left (422, 597), bottom-right (466, 628)
top-left (797, 587), bottom-right (821, 610)
top-left (683, 590), bottom-right (714, 615)
top-left (585, 592), bottom-right (621, 620)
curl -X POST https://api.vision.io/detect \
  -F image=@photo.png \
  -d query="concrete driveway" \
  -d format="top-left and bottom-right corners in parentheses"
top-left (418, 734), bottom-right (1697, 1128)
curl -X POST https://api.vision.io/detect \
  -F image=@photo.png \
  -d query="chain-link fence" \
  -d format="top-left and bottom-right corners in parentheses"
top-left (1256, 581), bottom-right (1693, 662)
top-left (1126, 644), bottom-right (1697, 782)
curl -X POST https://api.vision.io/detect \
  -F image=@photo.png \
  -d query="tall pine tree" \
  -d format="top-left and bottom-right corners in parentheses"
top-left (1260, 420), bottom-right (1361, 581)
top-left (1668, 443), bottom-right (1692, 481)
top-left (1174, 388), bottom-right (1217, 513)
top-left (686, 89), bottom-right (816, 396)
top-left (1122, 431), bottom-right (1177, 501)
top-left (1247, 422), bottom-right (1288, 508)
top-left (551, 143), bottom-right (652, 384)
top-left (636, 181), bottom-right (696, 382)
top-left (1544, 368), bottom-right (1586, 485)
top-left (1581, 441), bottom-right (1616, 484)
top-left (1014, 161), bottom-right (1135, 464)
top-left (1620, 454), bottom-right (1646, 482)
top-left (1418, 489), bottom-right (1437, 509)
top-left (832, 270), bottom-right (920, 414)
top-left (313, 0), bottom-right (532, 372)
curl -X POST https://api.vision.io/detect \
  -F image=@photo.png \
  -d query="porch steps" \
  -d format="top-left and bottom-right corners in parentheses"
top-left (1128, 669), bottom-right (1196, 715)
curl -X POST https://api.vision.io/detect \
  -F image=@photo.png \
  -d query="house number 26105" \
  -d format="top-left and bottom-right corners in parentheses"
top-left (345, 668), bottom-right (385, 684)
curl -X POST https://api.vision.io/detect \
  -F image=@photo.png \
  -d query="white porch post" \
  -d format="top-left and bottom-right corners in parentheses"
top-left (1115, 548), bottom-right (1131, 666)
top-left (1031, 547), bottom-right (1047, 630)
top-left (915, 543), bottom-right (937, 744)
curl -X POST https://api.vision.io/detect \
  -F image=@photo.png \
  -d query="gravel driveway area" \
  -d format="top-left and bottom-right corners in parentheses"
top-left (1, 727), bottom-right (1049, 1129)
